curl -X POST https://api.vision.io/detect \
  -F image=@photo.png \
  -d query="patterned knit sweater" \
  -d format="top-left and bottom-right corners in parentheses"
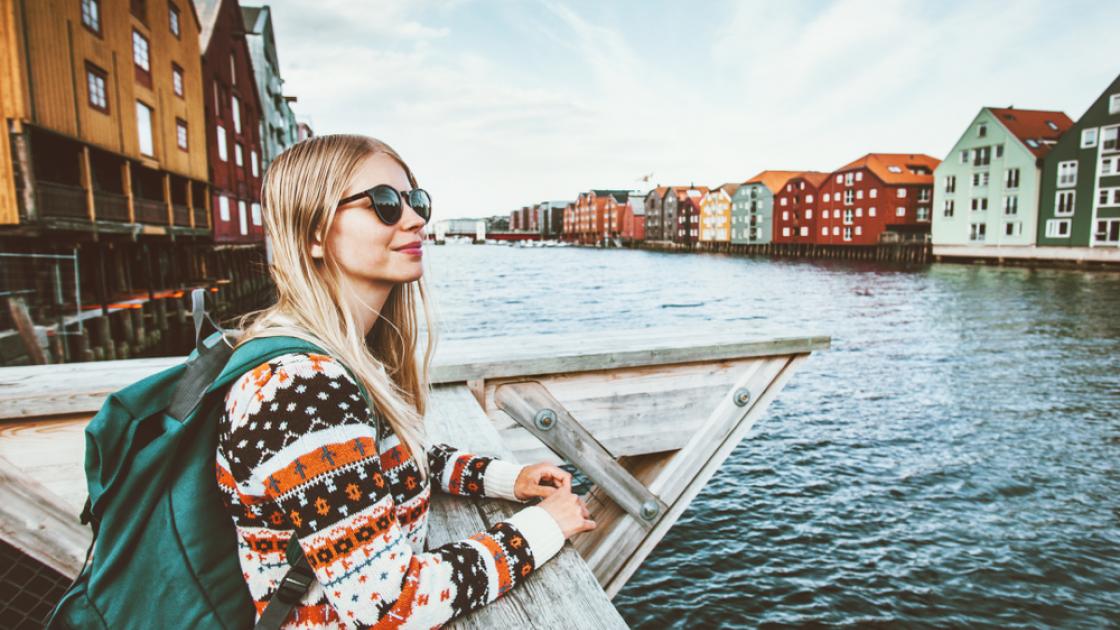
top-left (215, 351), bottom-right (566, 629)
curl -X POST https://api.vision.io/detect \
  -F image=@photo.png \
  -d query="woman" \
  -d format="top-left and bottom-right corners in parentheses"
top-left (216, 134), bottom-right (596, 628)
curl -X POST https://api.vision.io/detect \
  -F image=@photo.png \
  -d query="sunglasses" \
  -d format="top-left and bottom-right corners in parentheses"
top-left (338, 184), bottom-right (432, 225)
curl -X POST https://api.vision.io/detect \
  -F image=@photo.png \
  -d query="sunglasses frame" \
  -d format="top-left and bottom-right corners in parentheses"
top-left (337, 184), bottom-right (432, 225)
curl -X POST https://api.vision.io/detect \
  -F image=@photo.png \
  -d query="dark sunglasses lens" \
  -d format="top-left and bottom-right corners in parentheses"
top-left (369, 186), bottom-right (403, 224)
top-left (409, 189), bottom-right (432, 220)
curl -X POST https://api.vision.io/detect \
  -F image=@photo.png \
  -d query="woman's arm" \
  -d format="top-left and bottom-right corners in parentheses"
top-left (427, 442), bottom-right (528, 502)
top-left (224, 353), bottom-right (564, 629)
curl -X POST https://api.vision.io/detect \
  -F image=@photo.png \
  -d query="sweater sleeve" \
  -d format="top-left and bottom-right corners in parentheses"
top-left (427, 442), bottom-right (529, 503)
top-left (224, 352), bottom-right (565, 629)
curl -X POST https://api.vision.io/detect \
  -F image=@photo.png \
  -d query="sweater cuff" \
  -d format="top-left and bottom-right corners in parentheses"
top-left (483, 459), bottom-right (526, 502)
top-left (504, 505), bottom-right (565, 566)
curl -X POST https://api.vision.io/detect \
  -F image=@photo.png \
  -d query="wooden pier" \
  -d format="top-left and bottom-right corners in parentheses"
top-left (0, 326), bottom-right (827, 627)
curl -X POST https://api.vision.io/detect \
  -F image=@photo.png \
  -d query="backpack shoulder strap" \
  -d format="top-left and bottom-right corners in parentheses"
top-left (253, 538), bottom-right (314, 630)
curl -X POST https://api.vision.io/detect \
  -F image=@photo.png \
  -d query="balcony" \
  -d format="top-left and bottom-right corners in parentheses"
top-left (134, 198), bottom-right (166, 225)
top-left (173, 204), bottom-right (191, 226)
top-left (37, 181), bottom-right (88, 220)
top-left (94, 191), bottom-right (130, 222)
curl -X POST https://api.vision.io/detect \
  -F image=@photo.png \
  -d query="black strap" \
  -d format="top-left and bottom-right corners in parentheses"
top-left (253, 538), bottom-right (315, 630)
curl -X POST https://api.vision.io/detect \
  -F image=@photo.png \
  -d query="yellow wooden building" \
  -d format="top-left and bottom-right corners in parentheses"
top-left (699, 183), bottom-right (739, 243)
top-left (0, 0), bottom-right (210, 234)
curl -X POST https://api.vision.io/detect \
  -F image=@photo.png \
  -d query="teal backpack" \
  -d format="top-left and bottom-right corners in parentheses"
top-left (47, 289), bottom-right (377, 629)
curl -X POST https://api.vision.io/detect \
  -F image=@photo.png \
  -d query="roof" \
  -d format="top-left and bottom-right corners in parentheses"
top-left (674, 186), bottom-right (709, 200)
top-left (715, 182), bottom-right (741, 196)
top-left (797, 171), bottom-right (831, 189)
top-left (833, 154), bottom-right (941, 185)
top-left (987, 107), bottom-right (1074, 158)
top-left (648, 186), bottom-right (668, 201)
top-left (744, 171), bottom-right (802, 194)
top-left (195, 0), bottom-right (223, 51)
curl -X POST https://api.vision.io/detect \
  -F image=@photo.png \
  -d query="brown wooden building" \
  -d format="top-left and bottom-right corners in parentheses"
top-left (196, 0), bottom-right (265, 244)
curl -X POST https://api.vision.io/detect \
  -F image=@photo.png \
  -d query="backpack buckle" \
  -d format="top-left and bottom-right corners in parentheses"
top-left (275, 564), bottom-right (315, 605)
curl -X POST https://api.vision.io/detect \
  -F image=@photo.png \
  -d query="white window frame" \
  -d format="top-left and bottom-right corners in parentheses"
top-left (132, 30), bottom-right (150, 72)
top-left (1094, 218), bottom-right (1120, 244)
top-left (869, 207), bottom-right (876, 217)
top-left (1057, 161), bottom-right (1077, 187)
top-left (251, 150), bottom-right (259, 177)
top-left (219, 195), bottom-right (230, 222)
top-left (172, 65), bottom-right (184, 96)
top-left (943, 199), bottom-right (955, 217)
top-left (231, 95), bottom-right (241, 133)
top-left (1055, 190), bottom-right (1075, 216)
top-left (1103, 126), bottom-right (1119, 152)
top-left (235, 143), bottom-right (243, 167)
top-left (799, 226), bottom-right (808, 237)
top-left (1045, 218), bottom-right (1071, 238)
top-left (782, 227), bottom-right (790, 237)
top-left (238, 200), bottom-right (248, 235)
top-left (843, 227), bottom-right (852, 241)
top-left (1082, 128), bottom-right (1098, 148)
top-left (135, 100), bottom-right (154, 156)
top-left (176, 119), bottom-right (188, 150)
top-left (1110, 93), bottom-right (1120, 115)
top-left (869, 189), bottom-right (878, 199)
top-left (1003, 195), bottom-right (1018, 215)
top-left (1099, 187), bottom-right (1120, 207)
top-left (855, 172), bottom-right (863, 182)
top-left (805, 209), bottom-right (813, 219)
top-left (216, 125), bottom-right (227, 161)
top-left (969, 222), bottom-right (986, 242)
top-left (896, 206), bottom-right (906, 217)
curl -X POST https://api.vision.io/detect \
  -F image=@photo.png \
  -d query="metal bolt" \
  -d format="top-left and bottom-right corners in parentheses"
top-left (534, 408), bottom-right (557, 431)
top-left (640, 500), bottom-right (659, 521)
top-left (733, 387), bottom-right (751, 407)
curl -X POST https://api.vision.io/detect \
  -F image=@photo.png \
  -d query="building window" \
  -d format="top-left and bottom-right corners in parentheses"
top-left (843, 209), bottom-right (853, 224)
top-left (995, 144), bottom-right (1003, 158)
top-left (896, 206), bottom-right (906, 217)
top-left (960, 149), bottom-right (969, 164)
top-left (970, 198), bottom-right (989, 212)
top-left (1103, 156), bottom-right (1118, 175)
top-left (1055, 190), bottom-right (1075, 216)
top-left (973, 146), bottom-right (991, 166)
top-left (856, 189), bottom-right (863, 200)
top-left (823, 193), bottom-right (830, 202)
top-left (917, 207), bottom-right (929, 221)
top-left (833, 226), bottom-right (839, 236)
top-left (821, 226), bottom-right (828, 236)
top-left (1057, 161), bottom-right (1077, 187)
top-left (800, 226), bottom-right (808, 237)
top-left (977, 123), bottom-right (987, 138)
top-left (855, 172), bottom-right (863, 182)
top-left (216, 125), bottom-right (227, 161)
top-left (869, 207), bottom-right (876, 217)
top-left (85, 62), bottom-right (109, 113)
top-left (1046, 219), bottom-right (1071, 238)
top-left (251, 150), bottom-right (259, 177)
top-left (135, 100), bottom-right (154, 156)
top-left (844, 190), bottom-right (854, 204)
top-left (1005, 168), bottom-right (1020, 189)
top-left (806, 194), bottom-right (814, 203)
top-left (781, 210), bottom-right (789, 220)
top-left (855, 207), bottom-right (863, 217)
top-left (1082, 128), bottom-right (1098, 148)
top-left (1095, 219), bottom-right (1120, 244)
top-left (822, 210), bottom-right (829, 219)
top-left (1099, 188), bottom-right (1120, 207)
top-left (944, 175), bottom-right (956, 193)
top-left (231, 95), bottom-right (241, 133)
top-left (1104, 126), bottom-right (1119, 152)
top-left (805, 209), bottom-right (812, 219)
top-left (869, 189), bottom-right (877, 199)
top-left (168, 2), bottom-right (181, 37)
top-left (230, 53), bottom-right (237, 85)
top-left (235, 142), bottom-right (243, 166)
top-left (172, 63), bottom-right (184, 97)
top-left (1004, 222), bottom-right (1020, 237)
top-left (782, 227), bottom-right (790, 237)
top-left (251, 202), bottom-right (262, 226)
top-left (1003, 195), bottom-right (1018, 215)
top-left (972, 171), bottom-right (990, 187)
top-left (887, 165), bottom-right (902, 174)
top-left (1110, 94), bottom-right (1120, 114)
top-left (175, 118), bottom-right (188, 150)
top-left (843, 227), bottom-right (852, 241)
top-left (780, 197), bottom-right (788, 206)
top-left (81, 0), bottom-right (101, 34)
top-left (897, 188), bottom-right (907, 198)
top-left (844, 172), bottom-right (854, 186)
top-left (918, 188), bottom-right (931, 202)
top-left (943, 199), bottom-right (955, 217)
top-left (835, 174), bottom-right (842, 184)
top-left (132, 30), bottom-right (152, 88)
top-left (969, 223), bottom-right (986, 241)
top-left (238, 201), bottom-right (248, 235)
top-left (219, 195), bottom-right (230, 221)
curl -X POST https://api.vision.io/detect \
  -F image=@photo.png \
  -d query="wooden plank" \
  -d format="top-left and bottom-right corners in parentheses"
top-left (494, 380), bottom-right (666, 530)
top-left (0, 329), bottom-right (828, 421)
top-left (425, 385), bottom-right (627, 629)
top-left (0, 455), bottom-right (91, 577)
top-left (6, 296), bottom-right (47, 364)
top-left (0, 414), bottom-right (90, 514)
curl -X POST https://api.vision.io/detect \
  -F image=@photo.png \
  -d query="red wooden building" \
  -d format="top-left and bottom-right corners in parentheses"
top-left (198, 0), bottom-right (265, 244)
top-left (815, 153), bottom-right (940, 245)
top-left (772, 172), bottom-right (830, 244)
top-left (673, 187), bottom-right (707, 246)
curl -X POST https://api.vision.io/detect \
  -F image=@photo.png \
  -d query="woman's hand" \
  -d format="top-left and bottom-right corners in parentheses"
top-left (512, 462), bottom-right (572, 501)
top-left (531, 474), bottom-right (596, 540)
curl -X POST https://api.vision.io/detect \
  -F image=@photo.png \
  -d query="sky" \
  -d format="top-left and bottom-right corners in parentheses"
top-left (261, 0), bottom-right (1120, 220)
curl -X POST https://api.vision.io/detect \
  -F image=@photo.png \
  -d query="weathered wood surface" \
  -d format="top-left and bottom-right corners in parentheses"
top-left (0, 455), bottom-right (91, 576)
top-left (0, 327), bottom-right (827, 420)
top-left (425, 385), bottom-right (628, 629)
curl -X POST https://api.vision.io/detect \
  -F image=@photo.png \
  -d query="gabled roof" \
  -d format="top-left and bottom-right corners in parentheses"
top-left (987, 107), bottom-right (1074, 158)
top-left (648, 186), bottom-right (668, 200)
top-left (834, 154), bottom-right (940, 185)
top-left (714, 182), bottom-right (741, 196)
top-left (744, 171), bottom-right (802, 194)
top-left (797, 171), bottom-right (831, 189)
top-left (674, 186), bottom-right (709, 200)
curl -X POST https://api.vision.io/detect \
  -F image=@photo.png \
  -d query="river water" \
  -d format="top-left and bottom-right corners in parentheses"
top-left (423, 242), bottom-right (1120, 629)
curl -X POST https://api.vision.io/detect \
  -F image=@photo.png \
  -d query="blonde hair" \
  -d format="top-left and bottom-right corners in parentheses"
top-left (232, 134), bottom-right (438, 482)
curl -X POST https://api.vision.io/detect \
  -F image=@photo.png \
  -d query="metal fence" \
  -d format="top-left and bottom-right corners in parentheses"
top-left (0, 250), bottom-right (83, 364)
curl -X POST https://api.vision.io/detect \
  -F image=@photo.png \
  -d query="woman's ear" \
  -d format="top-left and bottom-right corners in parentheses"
top-left (310, 238), bottom-right (324, 259)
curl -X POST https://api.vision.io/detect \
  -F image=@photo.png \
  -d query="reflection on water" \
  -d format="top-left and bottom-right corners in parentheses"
top-left (426, 244), bottom-right (1120, 628)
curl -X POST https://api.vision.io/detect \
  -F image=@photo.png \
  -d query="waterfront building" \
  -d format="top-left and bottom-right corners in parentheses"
top-left (0, 0), bottom-right (211, 241)
top-left (1037, 74), bottom-right (1120, 248)
top-left (733, 172), bottom-right (799, 245)
top-left (241, 5), bottom-right (300, 171)
top-left (699, 183), bottom-right (739, 243)
top-left (621, 194), bottom-right (645, 244)
top-left (663, 185), bottom-right (707, 245)
top-left (643, 187), bottom-right (667, 241)
top-left (536, 200), bottom-right (568, 238)
top-left (198, 0), bottom-right (266, 244)
top-left (772, 172), bottom-right (830, 244)
top-left (816, 154), bottom-right (940, 245)
top-left (933, 107), bottom-right (1072, 250)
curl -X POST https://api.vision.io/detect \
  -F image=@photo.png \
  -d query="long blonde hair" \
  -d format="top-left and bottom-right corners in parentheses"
top-left (232, 134), bottom-right (438, 482)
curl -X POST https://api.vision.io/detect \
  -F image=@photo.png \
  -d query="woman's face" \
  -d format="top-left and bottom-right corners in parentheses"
top-left (311, 152), bottom-right (427, 287)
